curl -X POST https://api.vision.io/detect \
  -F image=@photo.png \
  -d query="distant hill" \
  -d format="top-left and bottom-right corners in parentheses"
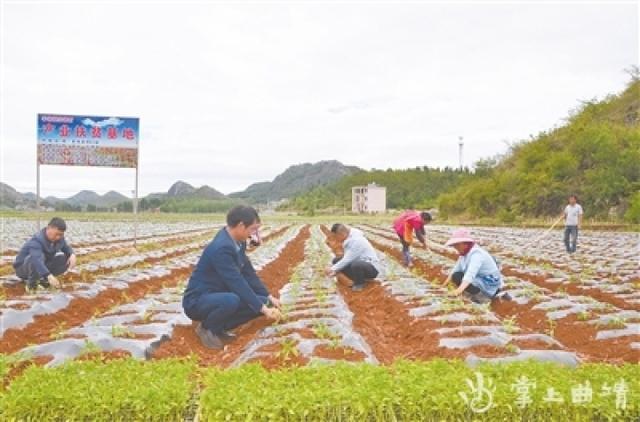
top-left (230, 160), bottom-right (361, 203)
top-left (149, 181), bottom-right (227, 201)
top-left (62, 190), bottom-right (128, 208)
top-left (167, 181), bottom-right (196, 197)
top-left (0, 182), bottom-right (24, 208)
top-left (0, 179), bottom-right (229, 211)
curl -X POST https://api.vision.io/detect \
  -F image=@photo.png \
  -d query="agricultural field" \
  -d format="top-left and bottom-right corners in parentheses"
top-left (0, 216), bottom-right (638, 420)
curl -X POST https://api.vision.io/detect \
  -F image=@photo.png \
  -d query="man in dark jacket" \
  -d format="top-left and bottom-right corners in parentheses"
top-left (182, 206), bottom-right (282, 349)
top-left (13, 217), bottom-right (76, 290)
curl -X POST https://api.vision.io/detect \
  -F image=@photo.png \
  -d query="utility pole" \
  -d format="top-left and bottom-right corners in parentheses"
top-left (458, 136), bottom-right (464, 170)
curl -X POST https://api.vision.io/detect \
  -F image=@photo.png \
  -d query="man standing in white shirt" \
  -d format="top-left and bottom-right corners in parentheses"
top-left (325, 223), bottom-right (382, 292)
top-left (562, 195), bottom-right (584, 254)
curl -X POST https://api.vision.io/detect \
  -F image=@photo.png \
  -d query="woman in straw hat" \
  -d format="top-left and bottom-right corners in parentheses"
top-left (441, 228), bottom-right (510, 303)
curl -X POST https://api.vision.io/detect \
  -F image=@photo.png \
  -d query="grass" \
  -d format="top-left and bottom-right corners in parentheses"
top-left (501, 317), bottom-right (520, 334)
top-left (1, 355), bottom-right (638, 420)
top-left (0, 357), bottom-right (198, 421)
top-left (198, 360), bottom-right (640, 421)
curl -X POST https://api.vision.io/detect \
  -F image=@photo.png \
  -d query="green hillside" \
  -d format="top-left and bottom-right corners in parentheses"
top-left (288, 77), bottom-right (640, 222)
top-left (439, 78), bottom-right (640, 222)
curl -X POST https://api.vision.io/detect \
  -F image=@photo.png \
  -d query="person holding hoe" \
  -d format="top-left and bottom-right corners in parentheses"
top-left (182, 206), bottom-right (282, 349)
top-left (392, 210), bottom-right (432, 267)
top-left (440, 228), bottom-right (511, 304)
top-left (562, 194), bottom-right (583, 254)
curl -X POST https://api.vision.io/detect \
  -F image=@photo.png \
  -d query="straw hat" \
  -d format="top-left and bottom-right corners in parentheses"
top-left (444, 228), bottom-right (475, 246)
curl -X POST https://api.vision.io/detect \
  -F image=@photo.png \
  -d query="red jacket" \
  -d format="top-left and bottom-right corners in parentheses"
top-left (393, 210), bottom-right (426, 243)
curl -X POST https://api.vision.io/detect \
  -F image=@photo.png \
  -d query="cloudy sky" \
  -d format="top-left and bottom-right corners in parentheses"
top-left (1, 1), bottom-right (637, 198)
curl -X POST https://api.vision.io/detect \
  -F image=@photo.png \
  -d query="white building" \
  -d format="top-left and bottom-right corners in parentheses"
top-left (352, 183), bottom-right (386, 214)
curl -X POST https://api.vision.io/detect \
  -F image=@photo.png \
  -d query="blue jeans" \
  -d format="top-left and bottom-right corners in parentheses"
top-left (398, 234), bottom-right (411, 266)
top-left (564, 225), bottom-right (578, 253)
top-left (183, 292), bottom-right (267, 335)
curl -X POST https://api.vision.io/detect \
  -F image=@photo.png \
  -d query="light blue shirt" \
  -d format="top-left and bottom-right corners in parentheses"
top-left (451, 245), bottom-right (503, 296)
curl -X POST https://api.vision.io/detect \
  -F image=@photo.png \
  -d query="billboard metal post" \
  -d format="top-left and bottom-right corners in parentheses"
top-left (36, 161), bottom-right (41, 230)
top-left (134, 164), bottom-right (139, 248)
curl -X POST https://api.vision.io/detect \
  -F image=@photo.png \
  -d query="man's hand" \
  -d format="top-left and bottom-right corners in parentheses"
top-left (261, 305), bottom-right (283, 320)
top-left (47, 274), bottom-right (61, 288)
top-left (324, 267), bottom-right (336, 277)
top-left (67, 254), bottom-right (77, 270)
top-left (268, 295), bottom-right (282, 310)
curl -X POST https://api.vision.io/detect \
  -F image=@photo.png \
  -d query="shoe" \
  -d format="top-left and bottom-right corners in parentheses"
top-left (495, 291), bottom-right (512, 301)
top-left (195, 325), bottom-right (224, 350)
top-left (218, 331), bottom-right (237, 343)
top-left (494, 290), bottom-right (513, 300)
top-left (39, 278), bottom-right (51, 289)
top-left (26, 279), bottom-right (38, 291)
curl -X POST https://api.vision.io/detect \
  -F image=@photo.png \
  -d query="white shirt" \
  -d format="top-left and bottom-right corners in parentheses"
top-left (331, 228), bottom-right (382, 274)
top-left (564, 204), bottom-right (583, 226)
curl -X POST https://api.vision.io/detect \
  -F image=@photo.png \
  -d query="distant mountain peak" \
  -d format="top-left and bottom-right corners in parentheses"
top-left (167, 180), bottom-right (196, 197)
top-left (230, 160), bottom-right (361, 203)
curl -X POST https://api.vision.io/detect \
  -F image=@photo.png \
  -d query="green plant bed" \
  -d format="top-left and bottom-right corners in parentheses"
top-left (199, 360), bottom-right (640, 421)
top-left (0, 357), bottom-right (197, 421)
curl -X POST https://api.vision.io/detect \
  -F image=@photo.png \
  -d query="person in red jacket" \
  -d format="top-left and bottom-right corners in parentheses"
top-left (393, 210), bottom-right (432, 267)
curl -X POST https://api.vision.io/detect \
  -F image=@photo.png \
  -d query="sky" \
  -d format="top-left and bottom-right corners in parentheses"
top-left (1, 1), bottom-right (638, 198)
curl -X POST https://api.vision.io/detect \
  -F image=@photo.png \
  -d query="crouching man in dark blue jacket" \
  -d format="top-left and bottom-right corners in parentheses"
top-left (13, 217), bottom-right (77, 291)
top-left (182, 206), bottom-right (283, 350)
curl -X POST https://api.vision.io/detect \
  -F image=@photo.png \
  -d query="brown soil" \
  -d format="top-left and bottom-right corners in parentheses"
top-left (0, 238), bottom-right (206, 300)
top-left (502, 265), bottom-right (639, 312)
top-left (320, 225), bottom-right (487, 363)
top-left (291, 302), bottom-right (335, 312)
top-left (364, 226), bottom-right (636, 312)
top-left (151, 226), bottom-right (311, 367)
top-left (246, 353), bottom-right (309, 369)
top-left (313, 344), bottom-right (367, 362)
top-left (2, 355), bottom-right (53, 390)
top-left (361, 228), bottom-right (639, 363)
top-left (75, 349), bottom-right (132, 363)
top-left (437, 329), bottom-right (495, 338)
top-left (7, 303), bottom-right (31, 310)
top-left (72, 227), bottom-right (213, 249)
top-left (273, 327), bottom-right (317, 339)
top-left (0, 265), bottom-right (194, 354)
top-left (510, 338), bottom-right (563, 351)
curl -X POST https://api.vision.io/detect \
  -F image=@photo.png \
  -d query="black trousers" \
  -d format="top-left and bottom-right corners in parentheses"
top-left (15, 253), bottom-right (69, 282)
top-left (451, 271), bottom-right (481, 294)
top-left (332, 256), bottom-right (378, 286)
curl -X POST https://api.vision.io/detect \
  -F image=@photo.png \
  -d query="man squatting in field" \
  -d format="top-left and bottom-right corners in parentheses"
top-left (182, 206), bottom-right (282, 350)
top-left (13, 217), bottom-right (77, 291)
top-left (325, 223), bottom-right (383, 292)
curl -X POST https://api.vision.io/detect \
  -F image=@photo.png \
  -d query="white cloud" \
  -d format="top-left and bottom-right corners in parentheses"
top-left (81, 117), bottom-right (125, 127)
